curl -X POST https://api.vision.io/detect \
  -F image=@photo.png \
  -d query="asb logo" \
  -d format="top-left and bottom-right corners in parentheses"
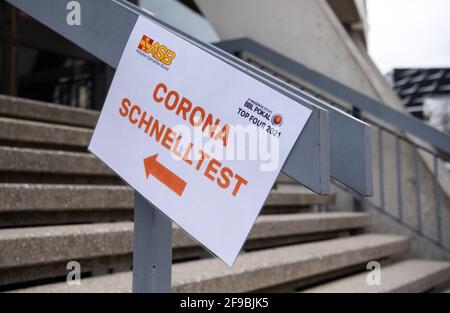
top-left (271, 113), bottom-right (284, 126)
top-left (138, 35), bottom-right (176, 66)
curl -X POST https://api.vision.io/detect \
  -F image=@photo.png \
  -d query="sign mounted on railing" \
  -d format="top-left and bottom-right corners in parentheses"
top-left (89, 16), bottom-right (311, 266)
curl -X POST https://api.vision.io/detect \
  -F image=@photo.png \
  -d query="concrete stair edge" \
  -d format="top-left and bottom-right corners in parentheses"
top-left (0, 212), bottom-right (371, 269)
top-left (0, 147), bottom-right (111, 176)
top-left (302, 259), bottom-right (450, 293)
top-left (0, 184), bottom-right (336, 212)
top-left (9, 234), bottom-right (410, 293)
top-left (0, 95), bottom-right (99, 128)
top-left (0, 116), bottom-right (93, 148)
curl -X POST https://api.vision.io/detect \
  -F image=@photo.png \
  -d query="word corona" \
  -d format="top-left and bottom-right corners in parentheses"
top-left (118, 83), bottom-right (248, 198)
top-left (153, 83), bottom-right (230, 147)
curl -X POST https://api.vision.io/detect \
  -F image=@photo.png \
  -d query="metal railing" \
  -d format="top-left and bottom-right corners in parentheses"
top-left (333, 113), bottom-right (449, 253)
top-left (217, 38), bottom-right (450, 253)
top-left (115, 0), bottom-right (374, 197)
top-left (216, 39), bottom-right (450, 155)
top-left (7, 0), bottom-right (336, 195)
top-left (365, 125), bottom-right (446, 250)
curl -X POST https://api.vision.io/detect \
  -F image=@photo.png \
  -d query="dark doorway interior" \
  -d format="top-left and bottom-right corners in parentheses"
top-left (0, 3), bottom-right (113, 110)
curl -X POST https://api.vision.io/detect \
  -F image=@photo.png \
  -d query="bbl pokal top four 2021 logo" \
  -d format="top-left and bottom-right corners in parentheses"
top-left (137, 34), bottom-right (176, 70)
top-left (238, 98), bottom-right (284, 139)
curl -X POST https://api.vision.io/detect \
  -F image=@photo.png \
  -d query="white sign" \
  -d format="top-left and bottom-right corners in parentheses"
top-left (89, 16), bottom-right (311, 266)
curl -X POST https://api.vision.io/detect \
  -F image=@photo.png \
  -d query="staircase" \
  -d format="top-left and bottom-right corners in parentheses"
top-left (1, 95), bottom-right (449, 293)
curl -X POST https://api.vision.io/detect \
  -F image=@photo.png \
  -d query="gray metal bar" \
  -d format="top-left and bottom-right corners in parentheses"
top-left (378, 128), bottom-right (385, 211)
top-left (414, 147), bottom-right (422, 233)
top-left (395, 136), bottom-right (403, 220)
top-left (212, 44), bottom-right (373, 196)
top-left (363, 196), bottom-right (450, 253)
top-left (133, 192), bottom-right (172, 293)
top-left (216, 38), bottom-right (450, 156)
top-left (6, 0), bottom-right (135, 68)
top-left (144, 26), bottom-right (372, 195)
top-left (237, 51), bottom-right (373, 196)
top-left (433, 156), bottom-right (443, 245)
top-left (115, 0), bottom-right (331, 194)
top-left (7, 0), bottom-right (331, 194)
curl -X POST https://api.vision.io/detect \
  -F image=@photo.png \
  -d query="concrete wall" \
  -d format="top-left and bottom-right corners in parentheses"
top-left (327, 0), bottom-right (368, 51)
top-left (195, 0), bottom-right (450, 259)
top-left (140, 0), bottom-right (219, 42)
top-left (196, 0), bottom-right (376, 99)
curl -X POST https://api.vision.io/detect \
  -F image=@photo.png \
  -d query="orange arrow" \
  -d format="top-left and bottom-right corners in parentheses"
top-left (144, 154), bottom-right (187, 197)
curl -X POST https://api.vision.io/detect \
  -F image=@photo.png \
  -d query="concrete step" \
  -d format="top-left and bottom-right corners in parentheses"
top-left (0, 184), bottom-right (334, 211)
top-left (275, 173), bottom-right (297, 184)
top-left (0, 117), bottom-right (92, 150)
top-left (0, 146), bottom-right (110, 175)
top-left (9, 234), bottom-right (410, 292)
top-left (0, 147), bottom-right (334, 195)
top-left (267, 184), bottom-right (335, 208)
top-left (0, 147), bottom-right (118, 184)
top-left (0, 212), bottom-right (370, 287)
top-left (303, 260), bottom-right (450, 293)
top-left (0, 95), bottom-right (99, 128)
top-left (0, 212), bottom-right (370, 266)
top-left (0, 184), bottom-right (336, 226)
top-left (0, 184), bottom-right (133, 212)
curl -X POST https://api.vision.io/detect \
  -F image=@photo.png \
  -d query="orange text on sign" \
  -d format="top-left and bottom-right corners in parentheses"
top-left (118, 84), bottom-right (248, 198)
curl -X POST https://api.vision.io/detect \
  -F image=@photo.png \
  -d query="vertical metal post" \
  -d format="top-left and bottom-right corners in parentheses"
top-left (414, 147), bottom-right (422, 234)
top-left (378, 127), bottom-right (385, 211)
top-left (132, 191), bottom-right (172, 293)
top-left (351, 107), bottom-right (363, 212)
top-left (433, 156), bottom-right (443, 245)
top-left (395, 136), bottom-right (403, 221)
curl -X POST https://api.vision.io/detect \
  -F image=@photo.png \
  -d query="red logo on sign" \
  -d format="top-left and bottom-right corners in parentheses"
top-left (138, 35), bottom-right (154, 51)
top-left (272, 114), bottom-right (283, 126)
top-left (137, 34), bottom-right (176, 66)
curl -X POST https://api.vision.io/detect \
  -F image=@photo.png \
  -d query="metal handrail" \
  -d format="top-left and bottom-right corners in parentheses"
top-left (6, 0), bottom-right (334, 195)
top-left (304, 75), bottom-right (449, 252)
top-left (117, 0), bottom-right (375, 196)
top-left (218, 38), bottom-right (449, 253)
top-left (216, 38), bottom-right (450, 156)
